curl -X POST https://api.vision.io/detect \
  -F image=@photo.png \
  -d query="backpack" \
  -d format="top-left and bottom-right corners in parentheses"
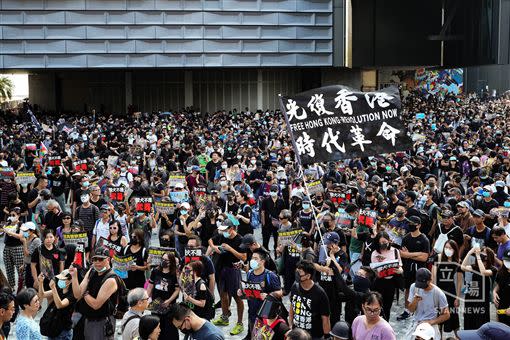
top-left (195, 278), bottom-right (215, 320)
top-left (99, 269), bottom-right (129, 319)
top-left (433, 225), bottom-right (460, 254)
top-left (122, 314), bottom-right (141, 334)
top-left (40, 302), bottom-right (65, 337)
top-left (418, 202), bottom-right (437, 234)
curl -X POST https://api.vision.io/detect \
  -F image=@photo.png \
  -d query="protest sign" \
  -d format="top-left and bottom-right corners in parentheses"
top-left (168, 173), bottom-right (186, 188)
top-left (357, 210), bottom-right (377, 227)
top-left (280, 85), bottom-right (412, 164)
top-left (329, 191), bottom-right (352, 205)
top-left (184, 247), bottom-right (203, 264)
top-left (112, 254), bottom-right (135, 279)
top-left (25, 143), bottom-right (37, 151)
top-left (416, 113), bottom-right (426, 119)
top-left (128, 166), bottom-right (139, 175)
top-left (147, 246), bottom-right (175, 267)
top-left (178, 267), bottom-right (195, 296)
top-left (155, 201), bottom-right (176, 214)
top-left (148, 298), bottom-right (171, 315)
top-left (97, 237), bottom-right (123, 257)
top-left (170, 191), bottom-right (189, 203)
top-left (277, 228), bottom-right (302, 246)
top-left (135, 197), bottom-right (153, 213)
top-left (109, 187), bottom-right (125, 202)
top-left (107, 155), bottom-right (118, 167)
top-left (73, 242), bottom-right (87, 269)
top-left (40, 255), bottom-right (55, 280)
top-left (62, 231), bottom-right (88, 247)
top-left (241, 281), bottom-right (263, 300)
top-left (15, 171), bottom-right (36, 185)
top-left (73, 160), bottom-right (87, 171)
top-left (306, 179), bottom-right (324, 196)
top-left (0, 168), bottom-right (14, 179)
top-left (336, 210), bottom-right (353, 230)
top-left (370, 259), bottom-right (400, 278)
top-left (48, 156), bottom-right (61, 167)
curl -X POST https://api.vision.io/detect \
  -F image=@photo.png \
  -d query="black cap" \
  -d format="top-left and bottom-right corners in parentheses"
top-left (441, 209), bottom-right (455, 218)
top-left (330, 321), bottom-right (350, 339)
top-left (458, 321), bottom-right (510, 340)
top-left (270, 184), bottom-right (279, 192)
top-left (92, 246), bottom-right (109, 259)
top-left (415, 268), bottom-right (432, 289)
top-left (472, 209), bottom-right (485, 218)
top-left (240, 234), bottom-right (255, 249)
top-left (407, 216), bottom-right (422, 225)
top-left (345, 203), bottom-right (358, 214)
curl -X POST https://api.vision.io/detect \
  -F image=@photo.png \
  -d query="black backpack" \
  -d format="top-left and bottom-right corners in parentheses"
top-left (98, 269), bottom-right (129, 319)
top-left (40, 302), bottom-right (65, 337)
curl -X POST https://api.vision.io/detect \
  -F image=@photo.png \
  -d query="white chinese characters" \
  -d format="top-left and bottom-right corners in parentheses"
top-left (286, 99), bottom-right (307, 122)
top-left (376, 122), bottom-right (400, 146)
top-left (295, 132), bottom-right (316, 157)
top-left (307, 94), bottom-right (333, 116)
top-left (334, 89), bottom-right (358, 115)
top-left (321, 128), bottom-right (345, 153)
top-left (350, 125), bottom-right (372, 151)
top-left (364, 92), bottom-right (394, 109)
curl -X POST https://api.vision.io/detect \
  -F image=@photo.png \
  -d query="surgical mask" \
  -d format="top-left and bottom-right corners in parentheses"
top-left (137, 212), bottom-right (144, 217)
top-left (270, 191), bottom-right (278, 197)
top-left (82, 181), bottom-right (90, 187)
top-left (221, 164), bottom-right (228, 169)
top-left (23, 231), bottom-right (30, 238)
top-left (180, 210), bottom-right (188, 216)
top-left (120, 167), bottom-right (126, 172)
top-left (302, 203), bottom-right (310, 210)
top-left (504, 260), bottom-right (510, 269)
top-left (80, 195), bottom-right (90, 203)
top-left (57, 280), bottom-right (67, 289)
top-left (250, 259), bottom-right (259, 270)
top-left (95, 266), bottom-right (107, 273)
top-left (396, 211), bottom-right (404, 218)
top-left (505, 202), bottom-right (510, 208)
top-left (285, 157), bottom-right (291, 162)
top-left (482, 191), bottom-right (490, 198)
top-left (161, 260), bottom-right (170, 268)
top-left (7, 216), bottom-right (15, 223)
top-left (444, 248), bottom-right (454, 258)
top-left (250, 160), bottom-right (256, 165)
top-left (220, 181), bottom-right (227, 187)
top-left (408, 224), bottom-right (417, 232)
top-left (353, 275), bottom-right (371, 292)
top-left (295, 272), bottom-right (306, 283)
top-left (222, 231), bottom-right (230, 238)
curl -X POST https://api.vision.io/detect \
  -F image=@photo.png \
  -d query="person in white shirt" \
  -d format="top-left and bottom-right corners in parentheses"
top-left (91, 204), bottom-right (113, 248)
top-left (121, 288), bottom-right (150, 340)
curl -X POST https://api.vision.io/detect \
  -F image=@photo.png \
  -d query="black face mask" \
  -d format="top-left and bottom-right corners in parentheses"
top-left (380, 243), bottom-right (389, 251)
top-left (353, 275), bottom-right (371, 292)
top-left (161, 260), bottom-right (170, 268)
top-left (160, 239), bottom-right (171, 247)
top-left (130, 237), bottom-right (138, 245)
top-left (408, 225), bottom-right (417, 232)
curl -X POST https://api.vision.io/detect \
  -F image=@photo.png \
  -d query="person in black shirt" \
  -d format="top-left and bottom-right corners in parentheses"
top-left (31, 229), bottom-right (64, 291)
top-left (289, 260), bottom-right (330, 338)
top-left (47, 165), bottom-right (69, 214)
top-left (205, 152), bottom-right (222, 184)
top-left (433, 210), bottom-right (464, 254)
top-left (248, 161), bottom-right (267, 196)
top-left (494, 251), bottom-right (510, 326)
top-left (260, 186), bottom-right (285, 255)
top-left (235, 191), bottom-right (253, 236)
top-left (210, 220), bottom-right (247, 335)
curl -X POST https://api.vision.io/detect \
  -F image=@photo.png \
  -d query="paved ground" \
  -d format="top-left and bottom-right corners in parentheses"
top-left (2, 226), bottom-right (495, 339)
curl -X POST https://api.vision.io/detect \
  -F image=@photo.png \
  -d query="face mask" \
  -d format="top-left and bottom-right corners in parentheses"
top-left (408, 225), bottom-right (417, 232)
top-left (482, 191), bottom-right (490, 198)
top-left (444, 249), bottom-right (454, 258)
top-left (130, 237), bottom-right (139, 245)
top-left (161, 260), bottom-right (170, 268)
top-left (285, 157), bottom-right (291, 162)
top-left (222, 231), bottom-right (230, 238)
top-left (380, 243), bottom-right (389, 251)
top-left (80, 195), bottom-right (90, 203)
top-left (302, 203), bottom-right (310, 210)
top-left (295, 272), bottom-right (306, 283)
top-left (249, 259), bottom-right (259, 270)
top-left (220, 181), bottom-right (227, 187)
top-left (95, 266), bottom-right (107, 273)
top-left (353, 275), bottom-right (371, 292)
top-left (221, 164), bottom-right (228, 169)
top-left (137, 212), bottom-right (144, 217)
top-left (120, 167), bottom-right (126, 172)
top-left (396, 211), bottom-right (404, 218)
top-left (7, 217), bottom-right (15, 223)
top-left (57, 280), bottom-right (67, 289)
top-left (82, 181), bottom-right (90, 187)
top-left (270, 191), bottom-right (278, 197)
top-left (250, 160), bottom-right (256, 165)
top-left (160, 239), bottom-right (171, 247)
top-left (504, 260), bottom-right (510, 269)
top-left (180, 210), bottom-right (188, 216)
top-left (23, 231), bottom-right (30, 238)
top-left (505, 202), bottom-right (510, 208)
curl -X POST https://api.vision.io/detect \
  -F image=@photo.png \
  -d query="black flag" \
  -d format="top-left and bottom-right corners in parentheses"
top-left (280, 85), bottom-right (412, 165)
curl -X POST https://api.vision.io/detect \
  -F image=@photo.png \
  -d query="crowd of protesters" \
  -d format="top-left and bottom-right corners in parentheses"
top-left (0, 89), bottom-right (508, 340)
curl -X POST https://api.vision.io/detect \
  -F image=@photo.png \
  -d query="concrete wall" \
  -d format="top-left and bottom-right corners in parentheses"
top-left (0, 0), bottom-right (336, 68)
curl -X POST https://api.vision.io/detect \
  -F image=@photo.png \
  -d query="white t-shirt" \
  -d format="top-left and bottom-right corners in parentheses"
top-left (408, 284), bottom-right (448, 323)
top-left (93, 219), bottom-right (110, 245)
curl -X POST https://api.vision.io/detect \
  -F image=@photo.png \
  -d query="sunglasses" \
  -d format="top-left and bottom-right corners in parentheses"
top-left (91, 257), bottom-right (106, 262)
top-left (63, 217), bottom-right (71, 220)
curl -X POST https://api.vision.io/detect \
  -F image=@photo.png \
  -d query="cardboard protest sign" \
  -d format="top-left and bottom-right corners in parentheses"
top-left (169, 191), bottom-right (189, 203)
top-left (155, 201), bottom-right (176, 215)
top-left (73, 242), bottom-right (87, 269)
top-left (62, 231), bottom-right (89, 247)
top-left (73, 160), bottom-right (87, 171)
top-left (281, 85), bottom-right (412, 164)
top-left (357, 210), bottom-right (377, 227)
top-left (184, 247), bottom-right (203, 264)
top-left (15, 171), bottom-right (36, 185)
top-left (277, 228), bottom-right (302, 247)
top-left (148, 246), bottom-right (175, 267)
top-left (112, 254), bottom-right (135, 279)
top-left (97, 237), bottom-right (123, 257)
top-left (48, 156), bottom-right (61, 167)
top-left (168, 173), bottom-right (186, 188)
top-left (0, 168), bottom-right (14, 179)
top-left (135, 197), bottom-right (153, 213)
top-left (109, 187), bottom-right (125, 202)
top-left (370, 259), bottom-right (400, 278)
top-left (306, 179), bottom-right (324, 196)
top-left (40, 255), bottom-right (55, 280)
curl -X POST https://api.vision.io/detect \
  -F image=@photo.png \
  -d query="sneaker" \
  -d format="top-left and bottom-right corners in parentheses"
top-left (212, 316), bottom-right (229, 327)
top-left (214, 301), bottom-right (222, 309)
top-left (397, 310), bottom-right (411, 321)
top-left (230, 323), bottom-right (244, 335)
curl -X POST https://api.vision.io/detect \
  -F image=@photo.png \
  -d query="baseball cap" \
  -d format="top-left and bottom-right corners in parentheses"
top-left (415, 268), bottom-right (432, 289)
top-left (405, 191), bottom-right (417, 201)
top-left (457, 201), bottom-right (470, 209)
top-left (270, 184), bottom-right (279, 192)
top-left (180, 202), bottom-right (191, 210)
top-left (330, 321), bottom-right (350, 339)
top-left (92, 246), bottom-right (109, 259)
top-left (472, 209), bottom-right (485, 218)
top-left (175, 182), bottom-right (185, 189)
top-left (458, 321), bottom-right (510, 340)
top-left (495, 180), bottom-right (506, 188)
top-left (100, 204), bottom-right (110, 211)
top-left (20, 222), bottom-right (37, 231)
top-left (191, 165), bottom-right (200, 172)
top-left (407, 216), bottom-right (422, 226)
top-left (240, 234), bottom-right (255, 249)
top-left (217, 219), bottom-right (234, 231)
top-left (324, 232), bottom-right (340, 245)
top-left (412, 322), bottom-right (435, 340)
top-left (441, 210), bottom-right (454, 218)
top-left (470, 156), bottom-right (480, 163)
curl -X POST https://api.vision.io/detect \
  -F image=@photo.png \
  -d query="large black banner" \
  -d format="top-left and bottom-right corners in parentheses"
top-left (280, 85), bottom-right (412, 165)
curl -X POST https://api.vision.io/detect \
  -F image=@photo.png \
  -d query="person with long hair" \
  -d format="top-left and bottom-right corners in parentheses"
top-left (461, 245), bottom-right (497, 330)
top-left (55, 212), bottom-right (76, 247)
top-left (351, 292), bottom-right (396, 340)
top-left (107, 220), bottom-right (127, 249)
top-left (182, 261), bottom-right (209, 320)
top-left (15, 288), bottom-right (41, 339)
top-left (123, 228), bottom-right (148, 289)
top-left (2, 208), bottom-right (24, 290)
top-left (432, 239), bottom-right (461, 337)
top-left (147, 251), bottom-right (180, 339)
top-left (138, 315), bottom-right (161, 340)
top-left (30, 229), bottom-right (64, 291)
top-left (370, 231), bottom-right (403, 321)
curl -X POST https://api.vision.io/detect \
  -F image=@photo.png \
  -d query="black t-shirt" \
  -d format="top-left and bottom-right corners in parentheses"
top-left (123, 246), bottom-right (149, 289)
top-left (149, 268), bottom-right (178, 302)
top-left (401, 233), bottom-right (430, 274)
top-left (198, 218), bottom-right (217, 247)
top-left (261, 197), bottom-right (285, 228)
top-left (496, 269), bottom-right (510, 310)
top-left (435, 224), bottom-right (464, 250)
top-left (211, 233), bottom-right (245, 269)
top-left (27, 188), bottom-right (39, 211)
top-left (4, 223), bottom-right (22, 247)
top-left (290, 283), bottom-right (330, 338)
top-left (205, 160), bottom-right (221, 182)
top-left (465, 226), bottom-right (497, 252)
top-left (175, 215), bottom-right (194, 245)
top-left (238, 203), bottom-right (253, 236)
top-left (48, 174), bottom-right (67, 197)
top-left (31, 245), bottom-right (63, 278)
